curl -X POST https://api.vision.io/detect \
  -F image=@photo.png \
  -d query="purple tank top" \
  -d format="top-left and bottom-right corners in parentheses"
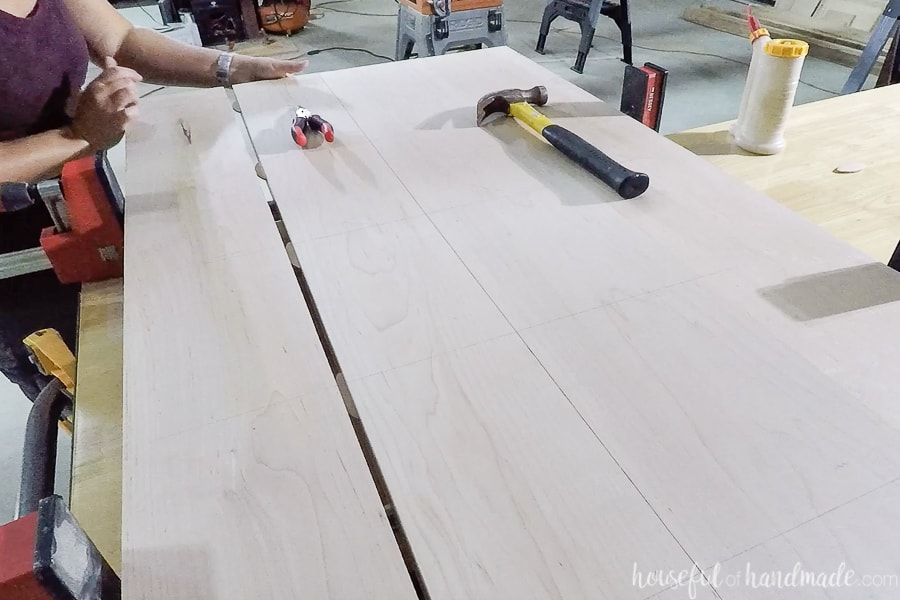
top-left (0, 0), bottom-right (89, 139)
top-left (0, 0), bottom-right (89, 253)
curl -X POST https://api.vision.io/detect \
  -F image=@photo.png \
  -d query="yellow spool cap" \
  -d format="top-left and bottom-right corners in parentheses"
top-left (765, 39), bottom-right (809, 58)
top-left (749, 27), bottom-right (769, 43)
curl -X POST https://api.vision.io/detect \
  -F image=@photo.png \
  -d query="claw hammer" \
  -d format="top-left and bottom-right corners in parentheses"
top-left (476, 86), bottom-right (649, 199)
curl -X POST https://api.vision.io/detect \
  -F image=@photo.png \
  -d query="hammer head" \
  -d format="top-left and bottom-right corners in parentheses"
top-left (476, 86), bottom-right (550, 126)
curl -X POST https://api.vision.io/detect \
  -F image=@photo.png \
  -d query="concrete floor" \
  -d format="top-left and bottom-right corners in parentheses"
top-left (226, 0), bottom-right (857, 133)
top-left (0, 0), bottom-right (860, 524)
top-left (0, 378), bottom-right (71, 523)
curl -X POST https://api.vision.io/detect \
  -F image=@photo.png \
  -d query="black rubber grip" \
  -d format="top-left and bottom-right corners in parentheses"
top-left (542, 124), bottom-right (649, 199)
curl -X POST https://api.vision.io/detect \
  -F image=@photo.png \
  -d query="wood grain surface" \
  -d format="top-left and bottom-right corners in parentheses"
top-left (120, 87), bottom-right (417, 599)
top-left (668, 85), bottom-right (900, 264)
top-left (72, 279), bottom-right (124, 573)
top-left (236, 47), bottom-right (900, 600)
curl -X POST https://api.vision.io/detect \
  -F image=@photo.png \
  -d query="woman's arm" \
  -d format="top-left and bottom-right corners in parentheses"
top-left (0, 59), bottom-right (141, 183)
top-left (63, 0), bottom-right (305, 87)
top-left (116, 28), bottom-right (305, 87)
top-left (0, 129), bottom-right (91, 183)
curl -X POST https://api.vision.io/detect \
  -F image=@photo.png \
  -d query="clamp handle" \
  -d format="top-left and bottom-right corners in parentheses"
top-left (291, 116), bottom-right (309, 147)
top-left (292, 109), bottom-right (336, 148)
top-left (308, 115), bottom-right (335, 143)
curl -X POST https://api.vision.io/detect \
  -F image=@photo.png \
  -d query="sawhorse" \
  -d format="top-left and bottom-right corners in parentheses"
top-left (842, 0), bottom-right (900, 93)
top-left (395, 0), bottom-right (507, 61)
top-left (535, 0), bottom-right (633, 74)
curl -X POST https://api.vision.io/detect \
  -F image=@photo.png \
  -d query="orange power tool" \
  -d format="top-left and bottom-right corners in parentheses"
top-left (0, 153), bottom-right (125, 284)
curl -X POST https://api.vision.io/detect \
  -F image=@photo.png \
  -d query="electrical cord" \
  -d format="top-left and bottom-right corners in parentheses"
top-left (306, 46), bottom-right (394, 61)
top-left (320, 6), bottom-right (395, 16)
top-left (317, 0), bottom-right (397, 16)
top-left (313, 0), bottom-right (395, 16)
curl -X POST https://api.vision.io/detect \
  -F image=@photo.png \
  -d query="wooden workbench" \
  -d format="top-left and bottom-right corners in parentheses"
top-left (72, 279), bottom-right (123, 573)
top-left (668, 84), bottom-right (900, 263)
top-left (69, 50), bottom-right (900, 596)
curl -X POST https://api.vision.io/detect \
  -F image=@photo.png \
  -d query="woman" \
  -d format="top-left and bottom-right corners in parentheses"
top-left (0, 0), bottom-right (305, 399)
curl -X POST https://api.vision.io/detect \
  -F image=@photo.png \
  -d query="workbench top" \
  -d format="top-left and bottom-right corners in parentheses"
top-left (71, 49), bottom-right (900, 597)
top-left (668, 84), bottom-right (900, 263)
top-left (71, 279), bottom-right (122, 573)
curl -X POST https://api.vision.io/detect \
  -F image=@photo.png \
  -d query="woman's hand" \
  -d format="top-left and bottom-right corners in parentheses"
top-left (230, 56), bottom-right (309, 86)
top-left (70, 57), bottom-right (143, 151)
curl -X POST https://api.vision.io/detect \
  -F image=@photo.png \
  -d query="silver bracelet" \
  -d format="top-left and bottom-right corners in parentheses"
top-left (216, 52), bottom-right (235, 88)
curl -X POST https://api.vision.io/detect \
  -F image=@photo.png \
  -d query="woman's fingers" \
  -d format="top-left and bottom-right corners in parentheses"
top-left (272, 59), bottom-right (308, 76)
top-left (97, 57), bottom-right (143, 84)
top-left (97, 78), bottom-right (138, 109)
top-left (109, 84), bottom-right (139, 112)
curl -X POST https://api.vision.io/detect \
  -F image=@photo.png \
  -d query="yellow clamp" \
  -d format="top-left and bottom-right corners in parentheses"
top-left (24, 328), bottom-right (76, 396)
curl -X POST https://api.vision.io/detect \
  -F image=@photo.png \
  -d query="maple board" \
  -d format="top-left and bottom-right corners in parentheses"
top-left (120, 87), bottom-right (417, 599)
top-left (235, 47), bottom-right (900, 599)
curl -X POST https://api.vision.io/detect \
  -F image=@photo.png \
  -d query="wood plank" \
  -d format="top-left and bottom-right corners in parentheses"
top-left (781, 0), bottom-right (824, 17)
top-left (519, 277), bottom-right (900, 565)
top-left (716, 479), bottom-right (900, 599)
top-left (236, 47), bottom-right (900, 597)
top-left (235, 56), bottom-right (699, 600)
top-left (682, 5), bottom-right (878, 69)
top-left (818, 8), bottom-right (856, 28)
top-left (816, 0), bottom-right (885, 30)
top-left (684, 4), bottom-right (871, 44)
top-left (120, 87), bottom-right (417, 599)
top-left (352, 335), bottom-right (695, 599)
top-left (72, 279), bottom-right (124, 574)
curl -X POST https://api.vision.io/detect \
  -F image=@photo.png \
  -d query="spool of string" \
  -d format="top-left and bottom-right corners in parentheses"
top-left (735, 39), bottom-right (809, 155)
top-left (731, 26), bottom-right (771, 136)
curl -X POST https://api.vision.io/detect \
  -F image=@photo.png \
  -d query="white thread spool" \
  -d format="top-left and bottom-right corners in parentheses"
top-left (735, 39), bottom-right (809, 155)
top-left (731, 28), bottom-right (771, 137)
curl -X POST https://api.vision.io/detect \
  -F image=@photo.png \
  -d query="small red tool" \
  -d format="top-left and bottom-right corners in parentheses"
top-left (291, 106), bottom-right (335, 148)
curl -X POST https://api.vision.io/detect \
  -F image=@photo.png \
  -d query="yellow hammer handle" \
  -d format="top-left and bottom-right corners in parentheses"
top-left (509, 102), bottom-right (555, 134)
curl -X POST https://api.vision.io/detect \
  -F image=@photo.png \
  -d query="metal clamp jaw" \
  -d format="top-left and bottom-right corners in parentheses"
top-left (0, 179), bottom-right (67, 280)
top-left (432, 0), bottom-right (449, 16)
top-left (36, 179), bottom-right (69, 234)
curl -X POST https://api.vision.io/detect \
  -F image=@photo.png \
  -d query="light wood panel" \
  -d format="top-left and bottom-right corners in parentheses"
top-left (519, 277), bottom-right (900, 565)
top-left (668, 84), bottom-right (900, 264)
top-left (72, 279), bottom-right (124, 573)
top-left (236, 47), bottom-right (900, 600)
top-left (235, 76), bottom-right (424, 243)
top-left (121, 87), bottom-right (416, 599)
top-left (716, 479), bottom-right (900, 599)
top-left (353, 335), bottom-right (694, 599)
top-left (235, 55), bottom-right (700, 600)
